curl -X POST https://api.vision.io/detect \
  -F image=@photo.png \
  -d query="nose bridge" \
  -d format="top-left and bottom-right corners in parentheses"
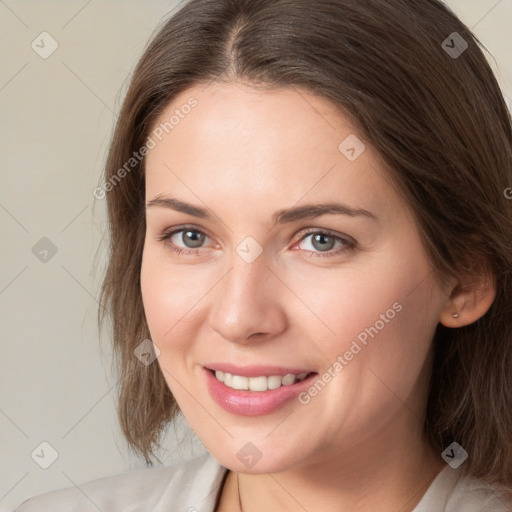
top-left (220, 251), bottom-right (272, 315)
top-left (208, 249), bottom-right (286, 342)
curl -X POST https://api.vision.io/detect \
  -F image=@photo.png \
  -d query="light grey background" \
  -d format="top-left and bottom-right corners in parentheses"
top-left (1, 1), bottom-right (511, 510)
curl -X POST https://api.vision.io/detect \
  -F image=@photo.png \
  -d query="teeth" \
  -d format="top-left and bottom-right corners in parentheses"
top-left (232, 375), bottom-right (249, 390)
top-left (267, 375), bottom-right (283, 390)
top-left (249, 376), bottom-right (268, 391)
top-left (214, 370), bottom-right (310, 391)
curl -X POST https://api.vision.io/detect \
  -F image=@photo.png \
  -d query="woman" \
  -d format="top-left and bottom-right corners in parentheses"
top-left (15, 0), bottom-right (512, 510)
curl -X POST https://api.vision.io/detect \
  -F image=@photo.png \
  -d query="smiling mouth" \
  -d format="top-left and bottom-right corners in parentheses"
top-left (207, 368), bottom-right (316, 392)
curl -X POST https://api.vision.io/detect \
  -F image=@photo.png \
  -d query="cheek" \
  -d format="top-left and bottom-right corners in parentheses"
top-left (140, 248), bottom-right (213, 408)
top-left (321, 270), bottom-right (438, 424)
top-left (140, 246), bottom-right (208, 354)
top-left (289, 251), bottom-right (439, 406)
top-left (286, 252), bottom-right (433, 353)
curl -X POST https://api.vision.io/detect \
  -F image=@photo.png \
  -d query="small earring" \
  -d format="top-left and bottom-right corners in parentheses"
top-left (452, 312), bottom-right (459, 318)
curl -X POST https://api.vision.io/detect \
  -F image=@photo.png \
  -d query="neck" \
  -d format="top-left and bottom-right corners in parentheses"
top-left (217, 417), bottom-right (445, 512)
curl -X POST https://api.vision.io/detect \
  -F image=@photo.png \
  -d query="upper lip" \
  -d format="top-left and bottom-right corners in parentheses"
top-left (205, 363), bottom-right (315, 378)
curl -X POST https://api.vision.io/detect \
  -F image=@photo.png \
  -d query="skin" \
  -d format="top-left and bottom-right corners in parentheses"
top-left (140, 81), bottom-right (495, 512)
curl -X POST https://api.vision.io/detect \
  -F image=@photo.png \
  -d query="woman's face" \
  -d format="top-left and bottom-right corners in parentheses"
top-left (141, 81), bottom-right (450, 473)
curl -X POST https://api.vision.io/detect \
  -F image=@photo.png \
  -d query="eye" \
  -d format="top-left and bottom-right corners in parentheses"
top-left (157, 226), bottom-right (212, 255)
top-left (157, 226), bottom-right (356, 258)
top-left (293, 229), bottom-right (355, 257)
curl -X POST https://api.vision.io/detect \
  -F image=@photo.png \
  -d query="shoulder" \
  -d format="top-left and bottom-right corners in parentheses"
top-left (414, 465), bottom-right (512, 512)
top-left (14, 451), bottom-right (228, 512)
top-left (447, 473), bottom-right (512, 512)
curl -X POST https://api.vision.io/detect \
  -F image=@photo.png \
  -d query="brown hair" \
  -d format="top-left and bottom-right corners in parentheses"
top-left (98, 0), bottom-right (512, 491)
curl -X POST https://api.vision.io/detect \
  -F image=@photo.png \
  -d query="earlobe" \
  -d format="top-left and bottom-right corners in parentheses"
top-left (439, 275), bottom-right (496, 328)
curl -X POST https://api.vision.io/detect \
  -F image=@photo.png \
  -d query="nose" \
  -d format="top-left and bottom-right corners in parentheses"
top-left (208, 251), bottom-right (288, 345)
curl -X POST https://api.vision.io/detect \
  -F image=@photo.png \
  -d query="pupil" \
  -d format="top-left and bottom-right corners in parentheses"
top-left (184, 231), bottom-right (204, 248)
top-left (313, 234), bottom-right (334, 251)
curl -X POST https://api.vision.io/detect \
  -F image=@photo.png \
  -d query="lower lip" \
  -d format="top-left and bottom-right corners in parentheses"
top-left (203, 367), bottom-right (318, 416)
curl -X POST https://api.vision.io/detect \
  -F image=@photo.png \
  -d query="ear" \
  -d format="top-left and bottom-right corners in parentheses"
top-left (439, 271), bottom-right (496, 328)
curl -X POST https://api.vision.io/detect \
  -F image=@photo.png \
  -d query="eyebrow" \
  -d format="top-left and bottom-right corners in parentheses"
top-left (146, 195), bottom-right (378, 226)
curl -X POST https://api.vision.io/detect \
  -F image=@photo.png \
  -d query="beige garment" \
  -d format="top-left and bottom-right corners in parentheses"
top-left (13, 452), bottom-right (511, 511)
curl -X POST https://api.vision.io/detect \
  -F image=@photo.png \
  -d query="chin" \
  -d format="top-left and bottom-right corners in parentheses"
top-left (205, 437), bottom-right (311, 474)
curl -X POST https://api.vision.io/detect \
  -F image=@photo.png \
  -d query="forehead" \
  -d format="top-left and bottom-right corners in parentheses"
top-left (144, 81), bottom-right (399, 221)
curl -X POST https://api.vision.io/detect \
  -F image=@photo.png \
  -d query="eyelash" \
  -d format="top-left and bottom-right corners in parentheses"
top-left (157, 225), bottom-right (356, 258)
